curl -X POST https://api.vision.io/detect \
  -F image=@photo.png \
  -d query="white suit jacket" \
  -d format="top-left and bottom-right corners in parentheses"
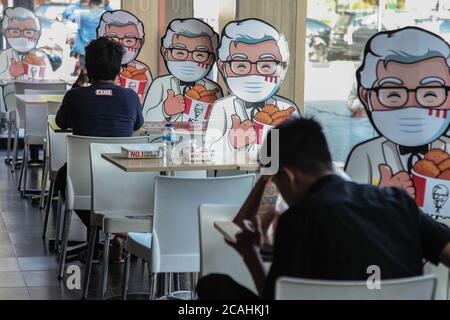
top-left (345, 135), bottom-right (450, 185)
top-left (205, 94), bottom-right (301, 154)
top-left (142, 74), bottom-right (223, 122)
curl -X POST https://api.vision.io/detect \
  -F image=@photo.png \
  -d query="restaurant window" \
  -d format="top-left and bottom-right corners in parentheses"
top-left (305, 0), bottom-right (450, 164)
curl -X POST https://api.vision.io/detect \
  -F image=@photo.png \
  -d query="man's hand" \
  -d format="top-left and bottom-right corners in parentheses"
top-left (226, 218), bottom-right (262, 259)
top-left (164, 89), bottom-right (185, 116)
top-left (379, 164), bottom-right (415, 199)
top-left (229, 115), bottom-right (257, 149)
top-left (9, 58), bottom-right (25, 78)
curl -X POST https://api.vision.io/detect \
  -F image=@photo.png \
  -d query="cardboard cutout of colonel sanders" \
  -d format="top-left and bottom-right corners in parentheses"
top-left (142, 18), bottom-right (223, 122)
top-left (205, 19), bottom-right (301, 156)
top-left (345, 27), bottom-right (450, 215)
top-left (0, 7), bottom-right (55, 80)
top-left (97, 10), bottom-right (152, 103)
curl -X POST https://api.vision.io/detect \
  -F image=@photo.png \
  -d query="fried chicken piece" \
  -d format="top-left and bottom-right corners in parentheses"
top-left (192, 84), bottom-right (206, 93)
top-left (200, 88), bottom-right (219, 97)
top-left (132, 69), bottom-right (147, 77)
top-left (121, 70), bottom-right (133, 79)
top-left (413, 159), bottom-right (441, 178)
top-left (133, 74), bottom-right (147, 81)
top-left (127, 66), bottom-right (137, 73)
top-left (272, 117), bottom-right (290, 127)
top-left (439, 159), bottom-right (450, 172)
top-left (272, 108), bottom-right (296, 121)
top-left (255, 112), bottom-right (273, 125)
top-left (186, 89), bottom-right (201, 100)
top-left (439, 169), bottom-right (450, 180)
top-left (262, 104), bottom-right (279, 116)
top-left (425, 149), bottom-right (450, 165)
top-left (199, 95), bottom-right (217, 103)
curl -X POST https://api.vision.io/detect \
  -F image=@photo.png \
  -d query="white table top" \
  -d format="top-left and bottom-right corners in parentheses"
top-left (0, 79), bottom-right (67, 86)
top-left (15, 94), bottom-right (64, 105)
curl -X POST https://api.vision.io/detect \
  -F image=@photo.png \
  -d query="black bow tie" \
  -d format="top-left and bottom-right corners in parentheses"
top-left (399, 145), bottom-right (429, 156)
top-left (180, 81), bottom-right (196, 88)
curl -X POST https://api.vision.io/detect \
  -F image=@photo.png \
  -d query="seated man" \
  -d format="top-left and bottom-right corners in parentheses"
top-left (197, 118), bottom-right (450, 300)
top-left (55, 37), bottom-right (143, 261)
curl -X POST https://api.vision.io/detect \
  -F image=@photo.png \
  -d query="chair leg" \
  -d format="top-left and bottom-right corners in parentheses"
top-left (58, 207), bottom-right (72, 280)
top-left (149, 273), bottom-right (157, 300)
top-left (21, 146), bottom-right (30, 198)
top-left (6, 120), bottom-right (12, 163)
top-left (190, 273), bottom-right (196, 300)
top-left (100, 232), bottom-right (111, 300)
top-left (39, 156), bottom-right (49, 209)
top-left (82, 226), bottom-right (98, 300)
top-left (11, 130), bottom-right (18, 173)
top-left (54, 192), bottom-right (64, 252)
top-left (42, 179), bottom-right (55, 239)
top-left (120, 250), bottom-right (131, 300)
top-left (18, 146), bottom-right (26, 191)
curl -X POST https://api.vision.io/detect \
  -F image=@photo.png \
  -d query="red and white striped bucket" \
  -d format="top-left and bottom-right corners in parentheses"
top-left (413, 170), bottom-right (450, 217)
top-left (23, 62), bottom-right (45, 80)
top-left (119, 76), bottom-right (147, 96)
top-left (183, 97), bottom-right (213, 122)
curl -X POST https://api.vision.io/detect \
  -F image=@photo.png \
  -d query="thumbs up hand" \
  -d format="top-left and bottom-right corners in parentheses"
top-left (9, 58), bottom-right (25, 78)
top-left (229, 114), bottom-right (257, 149)
top-left (163, 89), bottom-right (186, 116)
top-left (379, 164), bottom-right (415, 199)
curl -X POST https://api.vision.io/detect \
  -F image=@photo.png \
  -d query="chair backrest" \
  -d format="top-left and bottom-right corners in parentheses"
top-left (48, 115), bottom-right (71, 174)
top-left (199, 204), bottom-right (257, 293)
top-left (19, 89), bottom-right (65, 139)
top-left (90, 142), bottom-right (158, 215)
top-left (275, 275), bottom-right (437, 300)
top-left (66, 135), bottom-right (150, 210)
top-left (152, 175), bottom-right (255, 273)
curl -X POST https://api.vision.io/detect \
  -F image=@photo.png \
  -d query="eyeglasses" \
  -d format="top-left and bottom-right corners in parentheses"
top-left (223, 60), bottom-right (286, 76)
top-left (371, 86), bottom-right (450, 108)
top-left (104, 35), bottom-right (141, 48)
top-left (167, 48), bottom-right (214, 63)
top-left (6, 28), bottom-right (38, 39)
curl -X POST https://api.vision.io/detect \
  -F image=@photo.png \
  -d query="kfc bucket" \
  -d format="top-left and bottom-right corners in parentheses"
top-left (412, 149), bottom-right (450, 217)
top-left (23, 53), bottom-right (46, 80)
top-left (119, 66), bottom-right (148, 96)
top-left (254, 105), bottom-right (296, 145)
top-left (182, 85), bottom-right (218, 122)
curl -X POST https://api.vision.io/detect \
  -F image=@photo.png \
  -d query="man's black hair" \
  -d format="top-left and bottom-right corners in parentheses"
top-left (266, 118), bottom-right (333, 176)
top-left (85, 37), bottom-right (124, 82)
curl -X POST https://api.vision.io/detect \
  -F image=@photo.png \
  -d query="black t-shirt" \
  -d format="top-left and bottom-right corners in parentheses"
top-left (263, 175), bottom-right (450, 299)
top-left (56, 82), bottom-right (144, 137)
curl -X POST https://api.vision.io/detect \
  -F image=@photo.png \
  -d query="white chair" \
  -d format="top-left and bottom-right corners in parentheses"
top-left (275, 275), bottom-right (437, 300)
top-left (42, 115), bottom-right (72, 239)
top-left (8, 87), bottom-right (65, 172)
top-left (57, 135), bottom-right (150, 281)
top-left (198, 204), bottom-right (257, 294)
top-left (120, 174), bottom-right (256, 300)
top-left (16, 89), bottom-right (66, 196)
top-left (82, 142), bottom-right (159, 300)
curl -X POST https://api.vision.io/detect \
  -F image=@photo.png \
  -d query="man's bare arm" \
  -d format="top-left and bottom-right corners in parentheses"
top-left (439, 242), bottom-right (450, 267)
top-left (233, 177), bottom-right (270, 226)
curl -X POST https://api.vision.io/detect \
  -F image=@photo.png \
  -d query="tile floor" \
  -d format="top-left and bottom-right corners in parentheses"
top-left (0, 150), bottom-right (153, 300)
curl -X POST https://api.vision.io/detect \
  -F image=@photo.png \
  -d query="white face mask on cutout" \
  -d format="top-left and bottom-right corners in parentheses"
top-left (226, 75), bottom-right (280, 103)
top-left (8, 37), bottom-right (37, 53)
top-left (369, 101), bottom-right (450, 147)
top-left (166, 60), bottom-right (211, 82)
top-left (122, 47), bottom-right (140, 65)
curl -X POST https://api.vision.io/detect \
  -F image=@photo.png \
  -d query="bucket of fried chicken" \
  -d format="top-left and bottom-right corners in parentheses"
top-left (412, 149), bottom-right (450, 217)
top-left (183, 84), bottom-right (219, 122)
top-left (119, 65), bottom-right (148, 96)
top-left (23, 53), bottom-right (46, 80)
top-left (254, 105), bottom-right (296, 145)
